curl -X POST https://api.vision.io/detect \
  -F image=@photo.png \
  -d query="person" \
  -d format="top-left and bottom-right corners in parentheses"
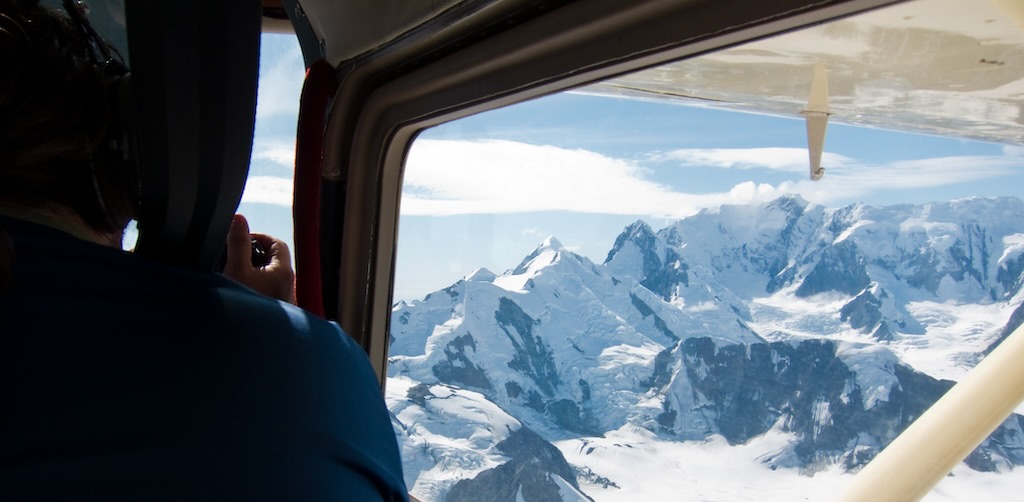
top-left (0, 2), bottom-right (408, 500)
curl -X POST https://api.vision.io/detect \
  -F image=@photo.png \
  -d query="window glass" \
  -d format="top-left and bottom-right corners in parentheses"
top-left (390, 0), bottom-right (1024, 500)
top-left (239, 33), bottom-right (305, 251)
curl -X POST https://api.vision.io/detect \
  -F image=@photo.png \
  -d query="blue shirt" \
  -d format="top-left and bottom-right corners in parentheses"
top-left (0, 216), bottom-right (408, 501)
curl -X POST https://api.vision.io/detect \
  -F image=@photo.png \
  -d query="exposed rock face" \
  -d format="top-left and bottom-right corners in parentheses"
top-left (496, 297), bottom-right (560, 397)
top-left (433, 333), bottom-right (492, 390)
top-left (796, 240), bottom-right (870, 297)
top-left (447, 427), bottom-right (593, 502)
top-left (840, 288), bottom-right (895, 341)
top-left (605, 220), bottom-right (689, 300)
top-left (661, 338), bottom-right (1024, 472)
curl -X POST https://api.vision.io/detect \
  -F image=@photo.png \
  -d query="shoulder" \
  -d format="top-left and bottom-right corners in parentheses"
top-left (0, 218), bottom-right (408, 499)
top-left (211, 295), bottom-right (409, 500)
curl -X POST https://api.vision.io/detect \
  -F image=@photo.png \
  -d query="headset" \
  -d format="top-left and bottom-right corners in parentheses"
top-left (59, 0), bottom-right (139, 234)
top-left (39, 0), bottom-right (263, 270)
top-left (59, 0), bottom-right (270, 269)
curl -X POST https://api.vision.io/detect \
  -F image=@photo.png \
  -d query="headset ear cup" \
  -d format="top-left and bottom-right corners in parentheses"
top-left (49, 0), bottom-right (138, 231)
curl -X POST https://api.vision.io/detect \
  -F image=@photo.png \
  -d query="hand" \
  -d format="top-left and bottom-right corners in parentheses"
top-left (223, 214), bottom-right (295, 303)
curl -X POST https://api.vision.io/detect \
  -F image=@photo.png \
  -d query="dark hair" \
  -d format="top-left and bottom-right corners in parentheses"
top-left (0, 0), bottom-right (138, 234)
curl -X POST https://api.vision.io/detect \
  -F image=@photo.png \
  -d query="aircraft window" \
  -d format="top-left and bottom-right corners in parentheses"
top-left (239, 33), bottom-right (305, 253)
top-left (388, 0), bottom-right (1024, 500)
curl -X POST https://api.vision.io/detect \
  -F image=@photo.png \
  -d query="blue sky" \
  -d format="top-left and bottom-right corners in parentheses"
top-left (243, 34), bottom-right (1024, 302)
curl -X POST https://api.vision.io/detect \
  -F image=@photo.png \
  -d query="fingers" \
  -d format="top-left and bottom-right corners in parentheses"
top-left (223, 215), bottom-right (296, 303)
top-left (251, 232), bottom-right (292, 270)
top-left (226, 214), bottom-right (252, 269)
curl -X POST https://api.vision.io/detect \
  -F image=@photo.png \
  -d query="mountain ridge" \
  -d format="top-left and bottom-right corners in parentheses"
top-left (389, 195), bottom-right (1024, 501)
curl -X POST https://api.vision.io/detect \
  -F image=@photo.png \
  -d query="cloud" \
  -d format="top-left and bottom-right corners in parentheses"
top-left (726, 154), bottom-right (1018, 204)
top-left (725, 154), bottom-right (1023, 207)
top-left (401, 139), bottom-right (1024, 218)
top-left (1004, 145), bottom-right (1024, 157)
top-left (241, 176), bottom-right (292, 206)
top-left (815, 155), bottom-right (1020, 197)
top-left (240, 139), bottom-right (1023, 216)
top-left (402, 140), bottom-right (829, 217)
top-left (252, 139), bottom-right (296, 169)
top-left (255, 36), bottom-right (305, 120)
top-left (654, 147), bottom-right (854, 172)
top-left (402, 139), bottom-right (713, 218)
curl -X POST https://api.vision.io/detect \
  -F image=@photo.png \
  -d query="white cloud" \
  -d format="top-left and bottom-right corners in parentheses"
top-left (826, 155), bottom-right (1019, 193)
top-left (252, 139), bottom-right (296, 168)
top-left (241, 176), bottom-right (292, 206)
top-left (402, 140), bottom-right (821, 218)
top-left (727, 154), bottom-right (1023, 207)
top-left (255, 37), bottom-right (305, 120)
top-left (401, 139), bottom-right (1024, 218)
top-left (240, 139), bottom-right (1024, 215)
top-left (402, 139), bottom-right (711, 218)
top-left (655, 147), bottom-right (854, 172)
top-left (1003, 145), bottom-right (1024, 157)
top-left (713, 154), bottom-right (1021, 207)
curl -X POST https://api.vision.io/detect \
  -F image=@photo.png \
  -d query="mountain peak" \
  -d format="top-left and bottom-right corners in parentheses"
top-left (465, 267), bottom-right (498, 283)
top-left (541, 236), bottom-right (564, 251)
top-left (625, 219), bottom-right (654, 237)
top-left (765, 194), bottom-right (809, 212)
top-left (510, 236), bottom-right (567, 276)
top-left (604, 220), bottom-right (655, 264)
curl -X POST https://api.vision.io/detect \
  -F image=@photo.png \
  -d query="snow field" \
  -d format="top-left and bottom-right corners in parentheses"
top-left (387, 377), bottom-right (521, 501)
top-left (556, 426), bottom-right (1024, 501)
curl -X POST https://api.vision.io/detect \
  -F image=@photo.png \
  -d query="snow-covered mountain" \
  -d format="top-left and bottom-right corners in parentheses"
top-left (388, 196), bottom-right (1024, 501)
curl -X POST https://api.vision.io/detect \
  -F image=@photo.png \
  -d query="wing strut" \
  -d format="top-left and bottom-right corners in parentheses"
top-left (802, 63), bottom-right (829, 181)
top-left (840, 322), bottom-right (1024, 501)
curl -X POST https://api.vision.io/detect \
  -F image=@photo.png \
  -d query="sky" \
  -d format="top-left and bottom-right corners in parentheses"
top-left (243, 34), bottom-right (1024, 303)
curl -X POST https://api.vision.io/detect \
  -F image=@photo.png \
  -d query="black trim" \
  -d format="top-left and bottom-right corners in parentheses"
top-left (319, 179), bottom-right (344, 320)
top-left (281, 0), bottom-right (323, 68)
